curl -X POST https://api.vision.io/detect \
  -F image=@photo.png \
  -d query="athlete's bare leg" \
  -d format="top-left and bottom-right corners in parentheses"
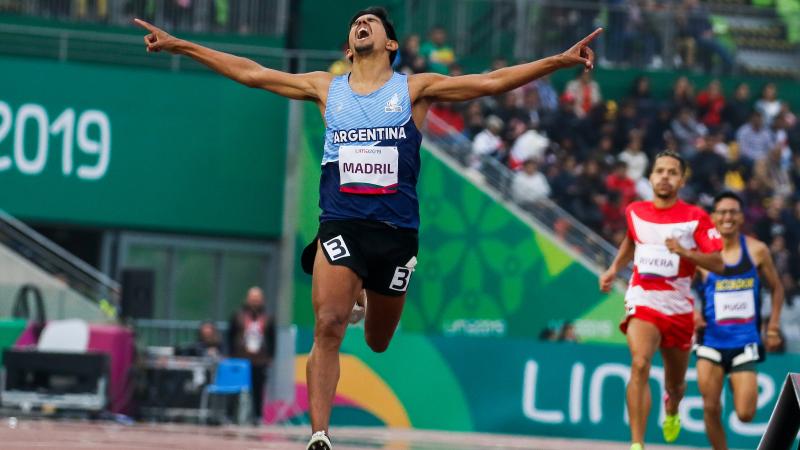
top-left (730, 370), bottom-right (758, 422)
top-left (363, 290), bottom-right (406, 353)
top-left (661, 346), bottom-right (690, 415)
top-left (307, 241), bottom-right (362, 433)
top-left (626, 319), bottom-right (661, 444)
top-left (697, 359), bottom-right (727, 449)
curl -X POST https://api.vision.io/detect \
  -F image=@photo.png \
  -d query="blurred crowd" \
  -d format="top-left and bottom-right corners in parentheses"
top-left (0, 0), bottom-right (277, 34)
top-left (381, 26), bottom-right (800, 326)
top-left (543, 0), bottom-right (734, 74)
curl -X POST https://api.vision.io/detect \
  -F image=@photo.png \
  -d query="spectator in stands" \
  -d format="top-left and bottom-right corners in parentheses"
top-left (564, 69), bottom-right (602, 118)
top-left (463, 101), bottom-right (486, 140)
top-left (428, 102), bottom-right (465, 138)
top-left (508, 120), bottom-right (549, 169)
top-left (558, 321), bottom-right (579, 343)
top-left (618, 128), bottom-right (648, 181)
top-left (495, 91), bottom-right (529, 126)
top-left (511, 159), bottom-right (551, 208)
top-left (420, 25), bottom-right (456, 74)
top-left (471, 115), bottom-right (505, 169)
top-left (630, 75), bottom-right (656, 120)
top-left (179, 321), bottom-right (224, 358)
top-left (756, 83), bottom-right (781, 126)
top-left (548, 156), bottom-right (578, 206)
top-left (722, 142), bottom-right (750, 193)
top-left (396, 34), bottom-right (426, 74)
top-left (671, 107), bottom-right (707, 157)
top-left (757, 148), bottom-right (794, 198)
top-left (670, 76), bottom-right (696, 113)
top-left (605, 160), bottom-right (637, 207)
top-left (545, 92), bottom-right (581, 145)
top-left (696, 79), bottom-right (725, 130)
top-left (522, 88), bottom-right (545, 128)
top-left (227, 286), bottom-right (275, 424)
top-left (682, 0), bottom-right (734, 74)
top-left (528, 75), bottom-right (559, 113)
top-left (614, 100), bottom-right (641, 150)
top-left (622, 0), bottom-right (661, 68)
top-left (690, 136), bottom-right (726, 201)
top-left (644, 107), bottom-right (674, 155)
top-left (736, 111), bottom-right (773, 163)
top-left (568, 159), bottom-right (607, 231)
top-left (722, 82), bottom-right (753, 136)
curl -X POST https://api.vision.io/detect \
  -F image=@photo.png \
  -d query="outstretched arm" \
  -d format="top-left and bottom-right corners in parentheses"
top-left (411, 28), bottom-right (602, 103)
top-left (600, 234), bottom-right (634, 293)
top-left (135, 19), bottom-right (331, 101)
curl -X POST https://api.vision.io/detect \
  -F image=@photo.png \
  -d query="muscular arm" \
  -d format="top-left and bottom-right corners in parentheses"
top-left (410, 28), bottom-right (601, 104)
top-left (600, 235), bottom-right (634, 292)
top-left (135, 19), bottom-right (330, 102)
top-left (754, 241), bottom-right (784, 331)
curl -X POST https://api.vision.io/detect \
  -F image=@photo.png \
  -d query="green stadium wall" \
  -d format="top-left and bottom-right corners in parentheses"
top-left (281, 328), bottom-right (798, 449)
top-left (0, 56), bottom-right (287, 238)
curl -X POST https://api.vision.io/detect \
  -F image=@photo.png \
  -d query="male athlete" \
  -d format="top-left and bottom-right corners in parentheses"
top-left (137, 8), bottom-right (601, 449)
top-left (600, 151), bottom-right (724, 450)
top-left (695, 191), bottom-right (783, 450)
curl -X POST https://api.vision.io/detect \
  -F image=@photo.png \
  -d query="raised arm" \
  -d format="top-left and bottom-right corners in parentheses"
top-left (411, 28), bottom-right (602, 103)
top-left (135, 19), bottom-right (331, 102)
top-left (600, 234), bottom-right (634, 293)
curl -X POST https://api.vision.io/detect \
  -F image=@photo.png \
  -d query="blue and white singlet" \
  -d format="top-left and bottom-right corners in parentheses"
top-left (319, 72), bottom-right (423, 229)
top-left (701, 235), bottom-right (762, 349)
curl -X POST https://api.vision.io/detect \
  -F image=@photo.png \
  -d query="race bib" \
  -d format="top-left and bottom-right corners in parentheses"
top-left (714, 289), bottom-right (755, 323)
top-left (634, 244), bottom-right (680, 277)
top-left (339, 145), bottom-right (399, 194)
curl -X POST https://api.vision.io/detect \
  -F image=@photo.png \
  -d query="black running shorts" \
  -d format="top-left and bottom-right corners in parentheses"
top-left (301, 220), bottom-right (419, 296)
top-left (695, 343), bottom-right (764, 374)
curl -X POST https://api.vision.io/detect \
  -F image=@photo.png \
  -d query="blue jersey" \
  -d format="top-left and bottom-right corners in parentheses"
top-left (319, 72), bottom-right (423, 229)
top-left (701, 235), bottom-right (761, 349)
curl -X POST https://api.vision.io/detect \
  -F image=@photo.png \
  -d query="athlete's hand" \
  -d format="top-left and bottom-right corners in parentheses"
top-left (765, 328), bottom-right (783, 352)
top-left (665, 237), bottom-right (686, 257)
top-left (599, 268), bottom-right (617, 293)
top-left (694, 309), bottom-right (706, 332)
top-left (135, 18), bottom-right (181, 54)
top-left (560, 28), bottom-right (603, 70)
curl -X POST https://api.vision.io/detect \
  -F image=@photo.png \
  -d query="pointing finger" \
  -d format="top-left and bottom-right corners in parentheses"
top-left (134, 18), bottom-right (158, 33)
top-left (580, 27), bottom-right (603, 45)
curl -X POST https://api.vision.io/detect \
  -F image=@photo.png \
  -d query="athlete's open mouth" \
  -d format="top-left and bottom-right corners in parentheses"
top-left (357, 27), bottom-right (370, 40)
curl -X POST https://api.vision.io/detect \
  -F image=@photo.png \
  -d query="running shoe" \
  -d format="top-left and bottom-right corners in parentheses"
top-left (306, 430), bottom-right (332, 450)
top-left (662, 394), bottom-right (681, 443)
top-left (630, 443), bottom-right (644, 450)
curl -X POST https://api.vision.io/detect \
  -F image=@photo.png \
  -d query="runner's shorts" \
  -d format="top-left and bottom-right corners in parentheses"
top-left (695, 343), bottom-right (764, 373)
top-left (301, 220), bottom-right (419, 296)
top-left (620, 304), bottom-right (694, 351)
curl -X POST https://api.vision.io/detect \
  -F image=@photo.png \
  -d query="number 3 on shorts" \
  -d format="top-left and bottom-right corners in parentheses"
top-left (389, 266), bottom-right (412, 292)
top-left (322, 235), bottom-right (350, 261)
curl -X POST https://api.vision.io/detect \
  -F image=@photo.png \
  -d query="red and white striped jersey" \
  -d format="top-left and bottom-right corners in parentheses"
top-left (625, 200), bottom-right (722, 316)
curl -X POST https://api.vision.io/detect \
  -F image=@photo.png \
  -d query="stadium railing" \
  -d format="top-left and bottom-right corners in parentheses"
top-left (0, 22), bottom-right (342, 72)
top-left (422, 112), bottom-right (632, 282)
top-left (0, 0), bottom-right (288, 37)
top-left (0, 208), bottom-right (120, 318)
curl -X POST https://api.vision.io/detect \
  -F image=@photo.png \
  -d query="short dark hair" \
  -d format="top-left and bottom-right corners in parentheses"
top-left (713, 191), bottom-right (744, 211)
top-left (652, 150), bottom-right (687, 176)
top-left (348, 7), bottom-right (398, 65)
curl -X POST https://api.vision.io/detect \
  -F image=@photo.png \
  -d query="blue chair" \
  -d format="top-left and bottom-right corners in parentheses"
top-left (199, 358), bottom-right (252, 425)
